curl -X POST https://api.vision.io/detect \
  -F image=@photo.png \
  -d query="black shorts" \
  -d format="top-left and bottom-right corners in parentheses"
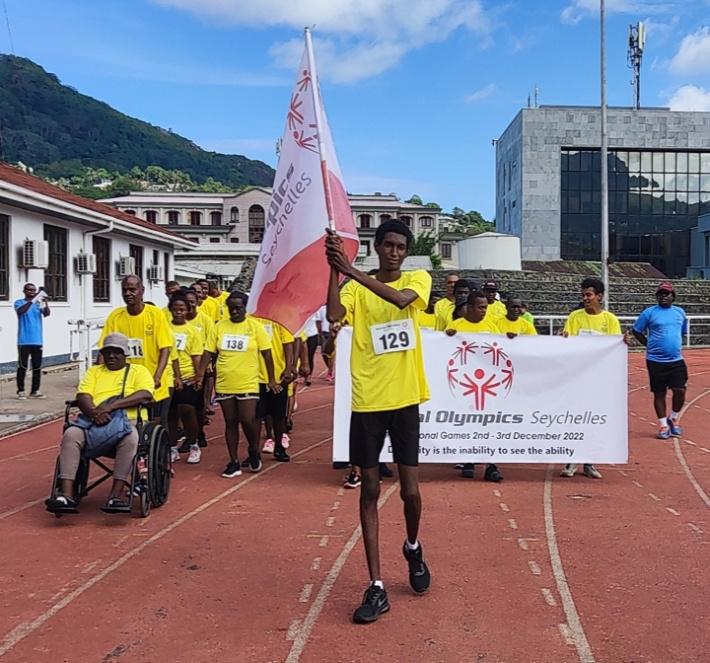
top-left (349, 404), bottom-right (420, 470)
top-left (647, 359), bottom-right (687, 394)
top-left (170, 383), bottom-right (201, 409)
top-left (256, 383), bottom-right (288, 420)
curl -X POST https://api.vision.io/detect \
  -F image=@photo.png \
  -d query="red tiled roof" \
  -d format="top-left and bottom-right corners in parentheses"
top-left (0, 162), bottom-right (190, 244)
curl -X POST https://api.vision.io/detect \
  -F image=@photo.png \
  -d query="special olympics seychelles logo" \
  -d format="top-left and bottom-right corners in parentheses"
top-left (446, 340), bottom-right (514, 410)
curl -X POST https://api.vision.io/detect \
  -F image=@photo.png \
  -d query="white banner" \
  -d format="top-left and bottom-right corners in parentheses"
top-left (333, 328), bottom-right (628, 464)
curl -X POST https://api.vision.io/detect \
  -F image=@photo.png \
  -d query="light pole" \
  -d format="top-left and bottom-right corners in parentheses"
top-left (600, 0), bottom-right (610, 309)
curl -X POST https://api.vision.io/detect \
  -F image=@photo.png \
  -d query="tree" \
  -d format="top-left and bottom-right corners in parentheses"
top-left (405, 194), bottom-right (423, 205)
top-left (409, 230), bottom-right (444, 269)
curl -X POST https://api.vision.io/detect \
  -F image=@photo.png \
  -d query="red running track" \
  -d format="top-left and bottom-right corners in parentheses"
top-left (1, 353), bottom-right (710, 663)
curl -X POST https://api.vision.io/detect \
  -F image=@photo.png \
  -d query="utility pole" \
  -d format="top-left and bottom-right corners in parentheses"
top-left (600, 0), bottom-right (610, 309)
top-left (627, 22), bottom-right (645, 110)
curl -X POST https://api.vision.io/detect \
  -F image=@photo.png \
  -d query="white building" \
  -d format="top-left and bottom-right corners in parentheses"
top-left (99, 190), bottom-right (464, 279)
top-left (0, 163), bottom-right (194, 373)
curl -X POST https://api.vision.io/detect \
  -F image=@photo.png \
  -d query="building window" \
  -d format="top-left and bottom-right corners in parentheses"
top-left (380, 214), bottom-right (392, 224)
top-left (420, 216), bottom-right (433, 228)
top-left (92, 236), bottom-right (111, 302)
top-left (230, 237), bottom-right (240, 243)
top-left (145, 210), bottom-right (157, 224)
top-left (0, 214), bottom-right (8, 300)
top-left (358, 214), bottom-right (372, 228)
top-left (124, 209), bottom-right (136, 216)
top-left (167, 211), bottom-right (179, 225)
top-left (249, 204), bottom-right (266, 243)
top-left (209, 237), bottom-right (220, 243)
top-left (362, 240), bottom-right (371, 256)
top-left (129, 244), bottom-right (144, 281)
top-left (400, 215), bottom-right (413, 227)
top-left (189, 211), bottom-right (202, 226)
top-left (230, 206), bottom-right (239, 223)
top-left (441, 243), bottom-right (452, 259)
top-left (43, 224), bottom-right (67, 301)
top-left (211, 211), bottom-right (222, 226)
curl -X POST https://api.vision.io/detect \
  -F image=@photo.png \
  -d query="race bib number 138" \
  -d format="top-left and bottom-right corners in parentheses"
top-left (370, 320), bottom-right (416, 356)
top-left (221, 334), bottom-right (249, 352)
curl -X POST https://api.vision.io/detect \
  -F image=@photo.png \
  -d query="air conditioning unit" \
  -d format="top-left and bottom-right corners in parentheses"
top-left (117, 256), bottom-right (135, 277)
top-left (20, 239), bottom-right (49, 269)
top-left (147, 264), bottom-right (164, 282)
top-left (75, 252), bottom-right (97, 274)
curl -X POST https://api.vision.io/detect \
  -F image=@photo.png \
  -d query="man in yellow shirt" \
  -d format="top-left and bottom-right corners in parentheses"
top-left (199, 279), bottom-right (229, 321)
top-left (162, 280), bottom-right (181, 321)
top-left (418, 292), bottom-right (441, 329)
top-left (432, 272), bottom-right (459, 322)
top-left (495, 297), bottom-right (538, 337)
top-left (435, 279), bottom-right (471, 330)
top-left (47, 333), bottom-right (154, 514)
top-left (482, 280), bottom-right (507, 321)
top-left (326, 218), bottom-right (431, 624)
top-left (99, 276), bottom-right (173, 425)
top-left (560, 277), bottom-right (623, 480)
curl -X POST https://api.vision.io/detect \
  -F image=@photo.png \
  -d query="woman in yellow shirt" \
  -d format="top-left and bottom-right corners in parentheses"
top-left (167, 294), bottom-right (204, 465)
top-left (196, 291), bottom-right (279, 479)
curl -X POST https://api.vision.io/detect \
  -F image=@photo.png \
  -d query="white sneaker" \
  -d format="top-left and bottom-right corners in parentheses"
top-left (17, 391), bottom-right (26, 400)
top-left (560, 464), bottom-right (578, 477)
top-left (583, 464), bottom-right (602, 479)
top-left (170, 447), bottom-right (180, 463)
top-left (262, 438), bottom-right (275, 453)
top-left (29, 391), bottom-right (46, 399)
top-left (187, 446), bottom-right (202, 464)
top-left (281, 433), bottom-right (291, 450)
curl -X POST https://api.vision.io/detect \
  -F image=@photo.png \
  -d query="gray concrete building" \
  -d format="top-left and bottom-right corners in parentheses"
top-left (496, 106), bottom-right (710, 276)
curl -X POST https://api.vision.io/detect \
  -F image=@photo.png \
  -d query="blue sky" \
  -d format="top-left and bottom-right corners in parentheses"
top-left (2, 0), bottom-right (710, 219)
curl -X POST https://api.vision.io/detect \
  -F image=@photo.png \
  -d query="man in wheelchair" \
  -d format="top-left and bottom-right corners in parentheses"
top-left (46, 333), bottom-right (154, 514)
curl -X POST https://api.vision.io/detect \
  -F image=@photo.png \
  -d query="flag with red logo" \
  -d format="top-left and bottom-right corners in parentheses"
top-left (247, 29), bottom-right (359, 333)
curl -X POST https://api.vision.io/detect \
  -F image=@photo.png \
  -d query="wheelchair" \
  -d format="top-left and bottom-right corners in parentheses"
top-left (47, 400), bottom-right (172, 518)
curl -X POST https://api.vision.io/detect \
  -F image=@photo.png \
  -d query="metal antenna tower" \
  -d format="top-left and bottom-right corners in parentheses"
top-left (627, 22), bottom-right (645, 110)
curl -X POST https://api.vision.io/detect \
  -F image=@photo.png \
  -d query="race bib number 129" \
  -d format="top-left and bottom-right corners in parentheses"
top-left (370, 320), bottom-right (416, 356)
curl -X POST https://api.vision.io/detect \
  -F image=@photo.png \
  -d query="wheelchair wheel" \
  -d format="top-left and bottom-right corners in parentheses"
top-left (144, 423), bottom-right (171, 508)
top-left (139, 488), bottom-right (151, 518)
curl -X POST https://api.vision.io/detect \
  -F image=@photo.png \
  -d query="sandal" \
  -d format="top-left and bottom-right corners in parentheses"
top-left (45, 494), bottom-right (79, 514)
top-left (100, 496), bottom-right (131, 514)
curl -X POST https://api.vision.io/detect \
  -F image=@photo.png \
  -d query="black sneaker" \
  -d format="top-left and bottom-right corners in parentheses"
top-left (273, 448), bottom-right (290, 462)
top-left (178, 441), bottom-right (191, 454)
top-left (402, 541), bottom-right (431, 593)
top-left (461, 463), bottom-right (475, 479)
top-left (484, 464), bottom-right (504, 482)
top-left (379, 462), bottom-right (394, 478)
top-left (286, 419), bottom-right (294, 433)
top-left (221, 460), bottom-right (242, 478)
top-left (197, 431), bottom-right (208, 448)
top-left (246, 450), bottom-right (262, 473)
top-left (332, 461), bottom-right (350, 470)
top-left (353, 584), bottom-right (390, 623)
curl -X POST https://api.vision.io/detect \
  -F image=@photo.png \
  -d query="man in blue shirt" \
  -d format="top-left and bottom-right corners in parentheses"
top-left (631, 281), bottom-right (687, 439)
top-left (14, 283), bottom-right (50, 399)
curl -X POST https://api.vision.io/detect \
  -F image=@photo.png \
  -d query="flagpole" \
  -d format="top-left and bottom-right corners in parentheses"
top-left (304, 27), bottom-right (336, 231)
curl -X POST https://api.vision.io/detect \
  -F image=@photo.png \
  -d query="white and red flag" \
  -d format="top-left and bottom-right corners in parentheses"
top-left (247, 29), bottom-right (359, 333)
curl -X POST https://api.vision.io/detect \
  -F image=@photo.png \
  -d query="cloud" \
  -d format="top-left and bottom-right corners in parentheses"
top-left (560, 0), bottom-right (674, 25)
top-left (667, 84), bottom-right (710, 111)
top-left (466, 83), bottom-right (496, 103)
top-left (669, 27), bottom-right (710, 76)
top-left (152, 0), bottom-right (494, 83)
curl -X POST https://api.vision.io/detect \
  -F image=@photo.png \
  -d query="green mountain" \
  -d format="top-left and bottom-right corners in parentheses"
top-left (0, 55), bottom-right (275, 189)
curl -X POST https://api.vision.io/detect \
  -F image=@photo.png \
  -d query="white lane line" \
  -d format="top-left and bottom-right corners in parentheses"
top-left (647, 421), bottom-right (656, 427)
top-left (298, 584), bottom-right (314, 603)
top-left (559, 623), bottom-right (575, 646)
top-left (701, 448), bottom-right (710, 454)
top-left (508, 519), bottom-right (518, 530)
top-left (618, 470), bottom-right (628, 477)
top-left (331, 502), bottom-right (340, 511)
top-left (318, 536), bottom-right (329, 548)
top-left (685, 440), bottom-right (696, 446)
top-left (0, 436), bottom-right (331, 658)
top-left (500, 503), bottom-right (510, 513)
top-left (518, 538), bottom-right (529, 551)
top-left (629, 412), bottom-right (637, 417)
top-left (648, 493), bottom-right (661, 502)
top-left (666, 507), bottom-right (680, 516)
top-left (293, 403), bottom-right (331, 417)
top-left (688, 523), bottom-right (704, 534)
top-left (0, 444), bottom-right (57, 464)
top-left (286, 620), bottom-right (302, 641)
top-left (0, 498), bottom-right (44, 522)
top-left (336, 487), bottom-right (345, 496)
top-left (632, 480), bottom-right (643, 488)
top-left (285, 482), bottom-right (399, 663)
top-left (542, 588), bottom-right (558, 606)
top-left (326, 517), bottom-right (335, 527)
top-left (544, 466), bottom-right (596, 663)
top-left (528, 560), bottom-right (541, 576)
top-left (493, 489), bottom-right (502, 498)
top-left (639, 416), bottom-right (647, 421)
top-left (310, 558), bottom-right (321, 571)
top-left (672, 438), bottom-right (710, 510)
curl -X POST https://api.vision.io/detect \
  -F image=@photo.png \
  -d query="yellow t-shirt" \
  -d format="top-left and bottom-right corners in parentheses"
top-left (77, 363), bottom-right (154, 421)
top-left (200, 297), bottom-right (221, 323)
top-left (447, 317), bottom-right (501, 334)
top-left (168, 321), bottom-right (203, 381)
top-left (564, 309), bottom-right (621, 336)
top-left (99, 305), bottom-right (174, 401)
top-left (495, 317), bottom-right (538, 335)
top-left (340, 270), bottom-right (431, 412)
top-left (205, 317), bottom-right (271, 394)
top-left (419, 311), bottom-right (436, 329)
top-left (435, 300), bottom-right (455, 331)
top-left (161, 305), bottom-right (171, 322)
top-left (187, 310), bottom-right (214, 345)
top-left (485, 300), bottom-right (507, 321)
top-left (253, 317), bottom-right (295, 384)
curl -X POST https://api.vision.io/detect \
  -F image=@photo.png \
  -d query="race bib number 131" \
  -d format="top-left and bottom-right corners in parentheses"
top-left (370, 320), bottom-right (416, 356)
